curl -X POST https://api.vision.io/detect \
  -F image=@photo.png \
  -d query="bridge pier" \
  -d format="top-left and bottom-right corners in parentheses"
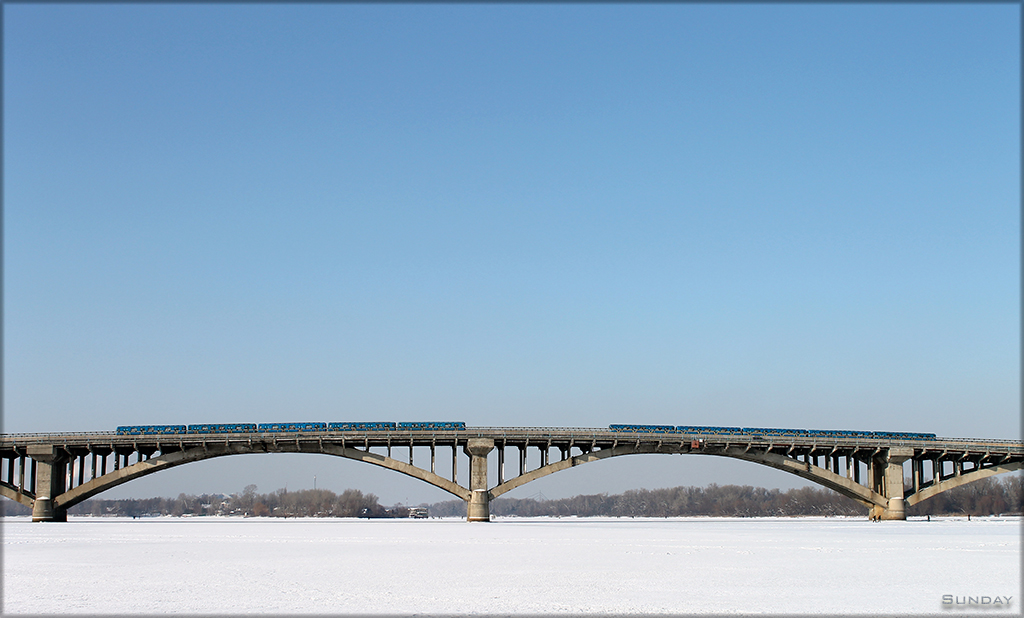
top-left (27, 445), bottom-right (67, 522)
top-left (877, 447), bottom-right (913, 521)
top-left (464, 438), bottom-right (494, 522)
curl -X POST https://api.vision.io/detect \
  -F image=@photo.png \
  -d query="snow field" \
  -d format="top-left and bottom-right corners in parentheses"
top-left (3, 516), bottom-right (1019, 614)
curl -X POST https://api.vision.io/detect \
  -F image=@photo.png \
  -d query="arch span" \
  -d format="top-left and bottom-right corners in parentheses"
top-left (55, 443), bottom-right (469, 511)
top-left (490, 444), bottom-right (654, 499)
top-left (714, 447), bottom-right (882, 508)
top-left (490, 445), bottom-right (884, 509)
top-left (905, 461), bottom-right (1023, 507)
top-left (0, 483), bottom-right (34, 508)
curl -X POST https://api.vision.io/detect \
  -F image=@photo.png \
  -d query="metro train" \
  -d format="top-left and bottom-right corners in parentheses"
top-left (115, 422), bottom-right (935, 440)
top-left (115, 421), bottom-right (466, 435)
top-left (608, 424), bottom-right (936, 440)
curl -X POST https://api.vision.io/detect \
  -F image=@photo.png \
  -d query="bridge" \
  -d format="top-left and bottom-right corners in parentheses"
top-left (2, 427), bottom-right (1021, 522)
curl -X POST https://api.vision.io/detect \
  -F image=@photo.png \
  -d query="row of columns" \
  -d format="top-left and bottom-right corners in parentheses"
top-left (788, 446), bottom-right (967, 520)
top-left (389, 440), bottom-right (577, 486)
top-left (5, 446), bottom-right (144, 522)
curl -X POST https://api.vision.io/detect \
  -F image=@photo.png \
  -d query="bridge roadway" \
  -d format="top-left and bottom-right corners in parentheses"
top-left (2, 427), bottom-right (1021, 522)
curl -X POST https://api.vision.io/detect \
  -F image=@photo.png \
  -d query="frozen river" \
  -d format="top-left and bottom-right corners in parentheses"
top-left (3, 515), bottom-right (1019, 615)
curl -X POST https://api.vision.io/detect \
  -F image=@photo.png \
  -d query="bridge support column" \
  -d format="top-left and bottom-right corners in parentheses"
top-left (27, 445), bottom-right (67, 522)
top-left (464, 438), bottom-right (493, 522)
top-left (879, 447), bottom-right (914, 521)
top-left (497, 445), bottom-right (505, 484)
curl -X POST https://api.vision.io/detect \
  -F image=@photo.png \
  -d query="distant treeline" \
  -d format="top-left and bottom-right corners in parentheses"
top-left (0, 485), bottom-right (396, 519)
top-left (430, 476), bottom-right (1024, 518)
top-left (2, 476), bottom-right (1021, 518)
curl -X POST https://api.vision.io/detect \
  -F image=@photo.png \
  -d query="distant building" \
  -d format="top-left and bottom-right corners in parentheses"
top-left (407, 507), bottom-right (428, 519)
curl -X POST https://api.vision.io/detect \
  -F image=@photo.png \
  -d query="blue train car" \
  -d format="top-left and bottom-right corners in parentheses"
top-left (327, 422), bottom-right (397, 431)
top-left (873, 430), bottom-right (934, 440)
top-left (257, 422), bottom-right (327, 433)
top-left (669, 426), bottom-right (936, 441)
top-left (609, 424), bottom-right (676, 433)
top-left (116, 425), bottom-right (187, 435)
top-left (397, 422), bottom-right (466, 431)
top-left (187, 423), bottom-right (258, 434)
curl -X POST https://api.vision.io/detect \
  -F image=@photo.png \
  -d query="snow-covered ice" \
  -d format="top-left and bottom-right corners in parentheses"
top-left (3, 515), bottom-right (1019, 614)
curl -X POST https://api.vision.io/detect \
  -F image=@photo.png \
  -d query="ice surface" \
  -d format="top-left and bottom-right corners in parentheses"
top-left (3, 515), bottom-right (1019, 615)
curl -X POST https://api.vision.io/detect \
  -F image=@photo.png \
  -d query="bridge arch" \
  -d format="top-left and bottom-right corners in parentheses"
top-left (488, 445), bottom-right (883, 509)
top-left (905, 462), bottom-right (1023, 507)
top-left (54, 443), bottom-right (470, 512)
top-left (3, 429), bottom-right (1021, 522)
top-left (0, 484), bottom-right (34, 508)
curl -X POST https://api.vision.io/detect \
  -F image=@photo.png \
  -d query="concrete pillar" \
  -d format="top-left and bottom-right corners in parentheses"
top-left (451, 445), bottom-right (457, 482)
top-left (870, 455), bottom-right (885, 495)
top-left (464, 438), bottom-right (494, 522)
top-left (880, 447), bottom-right (913, 521)
top-left (27, 445), bottom-right (68, 522)
top-left (497, 445), bottom-right (505, 484)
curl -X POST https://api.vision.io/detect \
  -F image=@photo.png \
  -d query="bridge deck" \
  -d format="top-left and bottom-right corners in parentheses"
top-left (2, 428), bottom-right (1020, 460)
top-left (1, 427), bottom-right (1021, 523)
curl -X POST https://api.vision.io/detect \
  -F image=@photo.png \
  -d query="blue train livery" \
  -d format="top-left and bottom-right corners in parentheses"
top-left (326, 422), bottom-right (398, 432)
top-left (608, 424), bottom-right (675, 433)
top-left (187, 423), bottom-right (258, 434)
top-left (257, 422), bottom-right (327, 433)
top-left (116, 421), bottom-right (466, 434)
top-left (610, 425), bottom-right (936, 440)
top-left (116, 425), bottom-right (187, 435)
top-left (397, 422), bottom-right (467, 431)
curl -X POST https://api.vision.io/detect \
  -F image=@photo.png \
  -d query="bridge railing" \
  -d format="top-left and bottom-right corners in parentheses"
top-left (0, 431), bottom-right (118, 438)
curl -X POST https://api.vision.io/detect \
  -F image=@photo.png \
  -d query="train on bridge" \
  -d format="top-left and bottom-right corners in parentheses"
top-left (116, 422), bottom-right (466, 435)
top-left (609, 425), bottom-right (936, 440)
top-left (115, 422), bottom-right (936, 440)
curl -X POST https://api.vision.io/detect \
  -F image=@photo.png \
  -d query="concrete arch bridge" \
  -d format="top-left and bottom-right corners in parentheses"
top-left (1, 427), bottom-right (1021, 522)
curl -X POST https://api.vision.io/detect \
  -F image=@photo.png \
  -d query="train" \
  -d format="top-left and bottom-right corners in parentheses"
top-left (608, 424), bottom-right (936, 440)
top-left (115, 422), bottom-right (935, 440)
top-left (115, 422), bottom-right (465, 435)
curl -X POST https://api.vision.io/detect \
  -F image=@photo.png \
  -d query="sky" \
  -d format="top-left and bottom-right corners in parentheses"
top-left (3, 4), bottom-right (1020, 504)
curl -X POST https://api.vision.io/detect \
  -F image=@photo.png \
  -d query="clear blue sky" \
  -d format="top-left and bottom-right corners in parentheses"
top-left (4, 4), bottom-right (1019, 502)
